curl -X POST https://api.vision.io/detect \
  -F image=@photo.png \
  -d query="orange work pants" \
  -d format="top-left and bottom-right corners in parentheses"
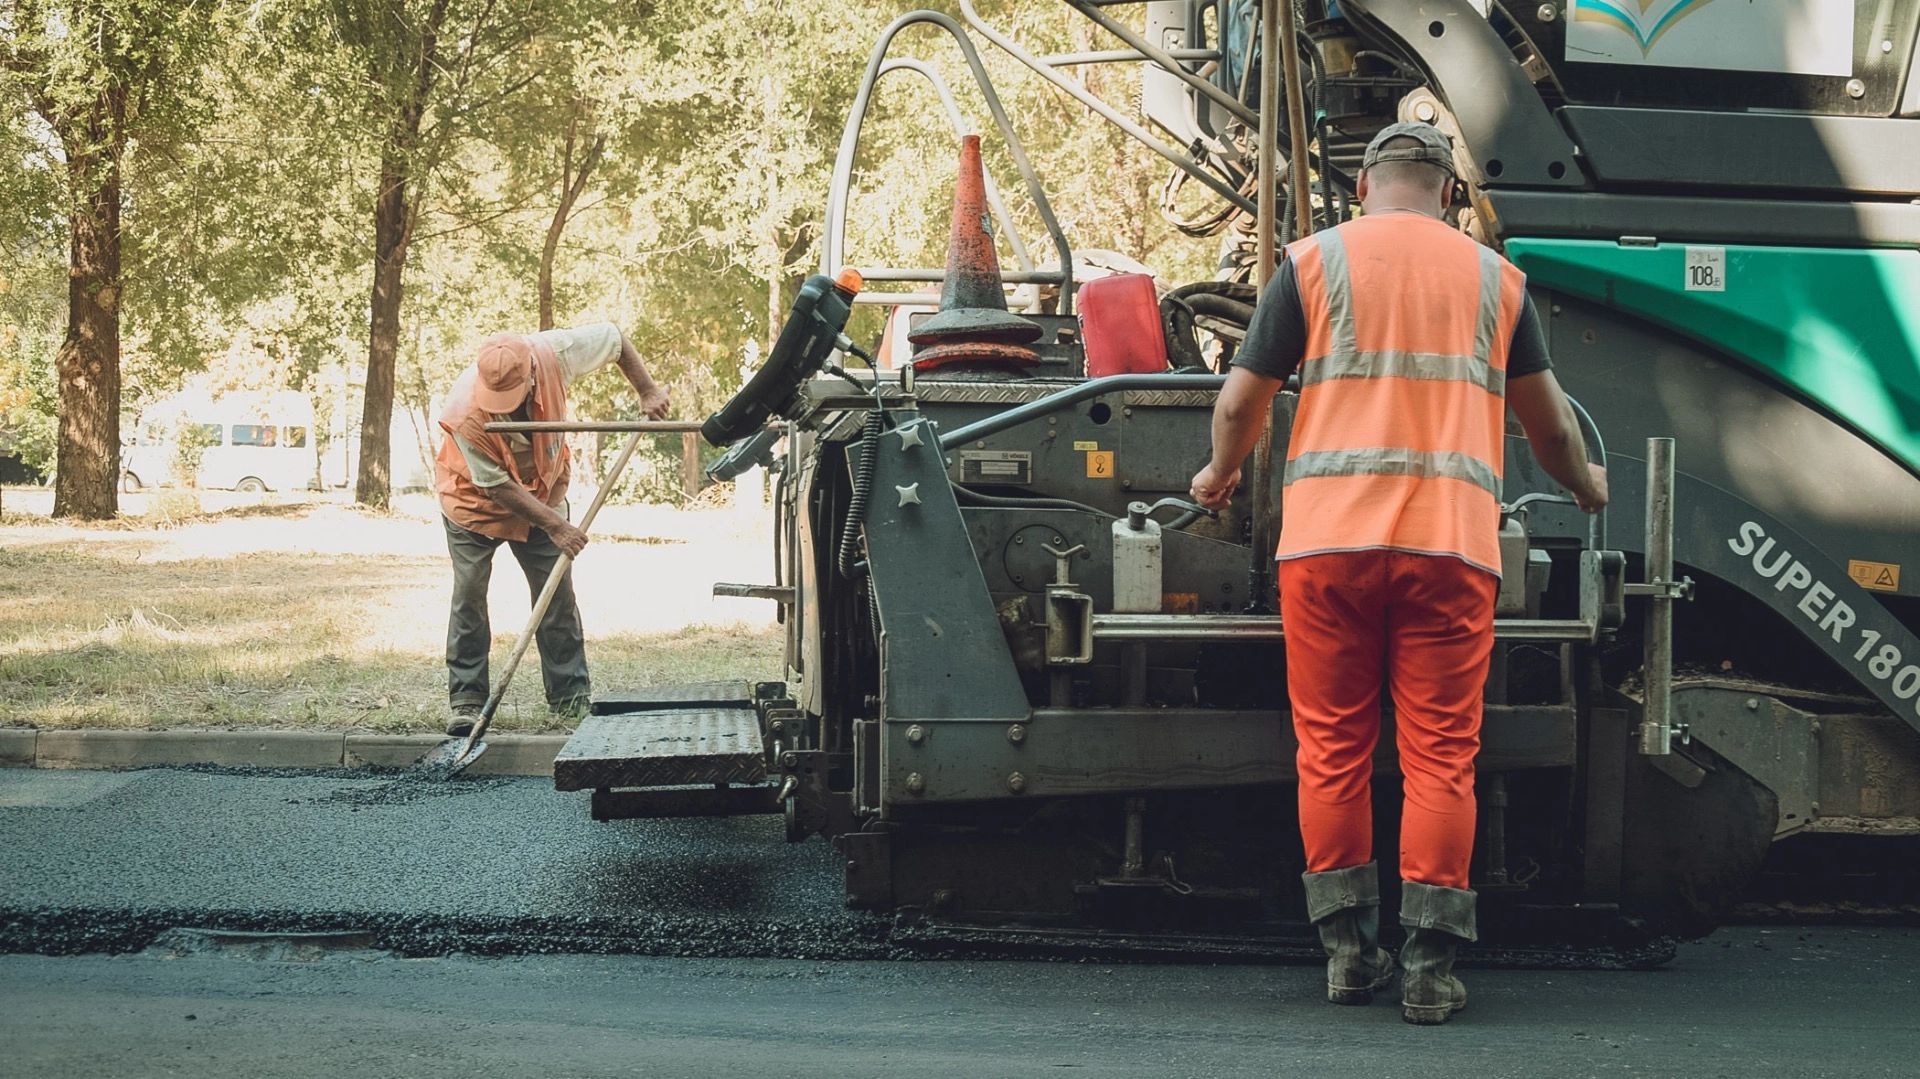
top-left (1279, 550), bottom-right (1497, 889)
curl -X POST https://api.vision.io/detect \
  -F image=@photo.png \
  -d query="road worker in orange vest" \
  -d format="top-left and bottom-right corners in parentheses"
top-left (434, 325), bottom-right (670, 735)
top-left (1190, 123), bottom-right (1608, 1025)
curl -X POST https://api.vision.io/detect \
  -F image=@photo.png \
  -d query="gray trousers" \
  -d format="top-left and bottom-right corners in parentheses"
top-left (443, 514), bottom-right (589, 712)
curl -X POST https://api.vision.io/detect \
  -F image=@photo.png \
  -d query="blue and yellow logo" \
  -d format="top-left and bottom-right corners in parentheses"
top-left (1572, 0), bottom-right (1716, 55)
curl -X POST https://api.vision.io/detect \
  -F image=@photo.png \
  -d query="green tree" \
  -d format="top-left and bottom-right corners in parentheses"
top-left (1, 0), bottom-right (218, 518)
top-left (262, 0), bottom-right (581, 507)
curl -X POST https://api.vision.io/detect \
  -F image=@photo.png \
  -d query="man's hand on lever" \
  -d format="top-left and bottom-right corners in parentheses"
top-left (1190, 462), bottom-right (1241, 512)
top-left (1191, 367), bottom-right (1283, 515)
top-left (1573, 463), bottom-right (1609, 514)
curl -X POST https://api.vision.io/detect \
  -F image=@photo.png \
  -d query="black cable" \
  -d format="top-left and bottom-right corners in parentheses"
top-left (836, 411), bottom-right (881, 578)
top-left (953, 484), bottom-right (1108, 517)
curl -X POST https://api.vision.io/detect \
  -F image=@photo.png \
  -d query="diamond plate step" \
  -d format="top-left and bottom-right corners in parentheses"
top-left (589, 681), bottom-right (754, 714)
top-left (553, 708), bottom-right (766, 792)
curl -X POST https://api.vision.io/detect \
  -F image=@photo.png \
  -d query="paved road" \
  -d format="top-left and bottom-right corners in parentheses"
top-left (4, 768), bottom-right (1918, 1076)
top-left (0, 766), bottom-right (872, 957)
top-left (4, 929), bottom-right (1918, 1078)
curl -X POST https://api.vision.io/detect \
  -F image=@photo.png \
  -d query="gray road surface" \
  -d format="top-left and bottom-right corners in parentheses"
top-left (2, 767), bottom-right (1917, 1077)
top-left (4, 931), bottom-right (1917, 1078)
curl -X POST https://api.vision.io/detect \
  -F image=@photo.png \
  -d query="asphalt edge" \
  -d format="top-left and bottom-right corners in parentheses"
top-left (0, 729), bottom-right (566, 776)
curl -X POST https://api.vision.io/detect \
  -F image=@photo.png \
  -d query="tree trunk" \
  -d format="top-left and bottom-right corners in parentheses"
top-left (538, 111), bottom-right (603, 331)
top-left (355, 152), bottom-right (410, 508)
top-left (354, 0), bottom-right (448, 508)
top-left (51, 91), bottom-right (126, 521)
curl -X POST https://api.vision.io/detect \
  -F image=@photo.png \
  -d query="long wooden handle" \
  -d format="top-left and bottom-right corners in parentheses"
top-left (462, 431), bottom-right (646, 749)
top-left (483, 420), bottom-right (708, 433)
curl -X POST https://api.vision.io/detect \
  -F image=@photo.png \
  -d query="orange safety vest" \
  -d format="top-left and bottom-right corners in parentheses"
top-left (1276, 212), bottom-right (1527, 576)
top-left (434, 336), bottom-right (571, 542)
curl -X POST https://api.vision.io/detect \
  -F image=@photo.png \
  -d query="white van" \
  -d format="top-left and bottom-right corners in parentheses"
top-left (123, 391), bottom-right (320, 493)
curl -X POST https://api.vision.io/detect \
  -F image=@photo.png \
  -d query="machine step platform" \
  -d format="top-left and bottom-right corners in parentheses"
top-left (554, 681), bottom-right (769, 794)
top-left (589, 680), bottom-right (754, 713)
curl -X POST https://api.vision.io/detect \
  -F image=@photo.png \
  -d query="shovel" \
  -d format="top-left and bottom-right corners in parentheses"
top-left (413, 430), bottom-right (643, 781)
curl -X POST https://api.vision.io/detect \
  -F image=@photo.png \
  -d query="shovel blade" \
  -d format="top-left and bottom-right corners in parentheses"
top-left (412, 737), bottom-right (488, 782)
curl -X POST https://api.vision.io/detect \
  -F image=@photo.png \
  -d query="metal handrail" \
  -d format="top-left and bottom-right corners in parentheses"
top-left (1061, 0), bottom-right (1257, 127)
top-left (874, 58), bottom-right (1038, 308)
top-left (1040, 46), bottom-right (1220, 67)
top-left (822, 11), bottom-right (1075, 314)
top-left (957, 0), bottom-right (1258, 217)
top-left (938, 373), bottom-right (1227, 448)
top-left (1566, 392), bottom-right (1608, 552)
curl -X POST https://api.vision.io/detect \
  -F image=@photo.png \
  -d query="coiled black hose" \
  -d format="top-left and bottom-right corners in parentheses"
top-left (836, 411), bottom-right (882, 578)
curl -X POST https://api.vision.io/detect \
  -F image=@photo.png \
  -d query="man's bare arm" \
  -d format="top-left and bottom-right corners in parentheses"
top-left (1190, 366), bottom-right (1284, 510)
top-left (615, 330), bottom-right (671, 419)
top-left (1506, 370), bottom-right (1608, 512)
top-left (485, 480), bottom-right (589, 556)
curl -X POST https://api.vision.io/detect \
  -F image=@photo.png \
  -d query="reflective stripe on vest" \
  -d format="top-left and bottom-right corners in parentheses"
top-left (1276, 215), bottom-right (1526, 575)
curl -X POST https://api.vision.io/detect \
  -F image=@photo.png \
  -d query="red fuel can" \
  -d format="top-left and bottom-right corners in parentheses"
top-left (1078, 273), bottom-right (1169, 378)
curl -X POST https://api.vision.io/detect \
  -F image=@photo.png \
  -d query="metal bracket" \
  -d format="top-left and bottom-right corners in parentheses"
top-left (839, 829), bottom-right (894, 910)
top-left (713, 582), bottom-right (796, 603)
top-left (1625, 576), bottom-right (1696, 601)
top-left (1042, 542), bottom-right (1093, 665)
top-left (1637, 438), bottom-right (1682, 757)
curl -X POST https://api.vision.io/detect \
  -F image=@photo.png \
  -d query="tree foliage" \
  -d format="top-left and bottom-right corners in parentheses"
top-left (1, 0), bottom-right (226, 516)
top-left (0, 0), bottom-right (1224, 508)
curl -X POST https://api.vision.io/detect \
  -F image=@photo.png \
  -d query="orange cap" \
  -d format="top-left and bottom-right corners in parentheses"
top-left (474, 334), bottom-right (534, 414)
top-left (834, 267), bottom-right (864, 295)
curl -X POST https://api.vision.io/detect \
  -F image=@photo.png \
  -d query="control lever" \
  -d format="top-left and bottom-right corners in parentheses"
top-left (1128, 497), bottom-right (1218, 531)
top-left (1041, 542), bottom-right (1088, 586)
top-left (1502, 492), bottom-right (1575, 515)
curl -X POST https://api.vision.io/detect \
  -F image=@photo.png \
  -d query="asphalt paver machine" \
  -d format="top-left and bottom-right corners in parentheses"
top-left (550, 0), bottom-right (1920, 957)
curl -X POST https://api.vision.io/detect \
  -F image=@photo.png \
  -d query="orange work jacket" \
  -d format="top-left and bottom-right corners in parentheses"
top-left (434, 336), bottom-right (571, 542)
top-left (1276, 212), bottom-right (1527, 576)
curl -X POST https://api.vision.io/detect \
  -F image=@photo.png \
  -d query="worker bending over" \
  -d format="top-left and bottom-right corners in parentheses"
top-left (1190, 123), bottom-right (1607, 1024)
top-left (434, 323), bottom-right (671, 735)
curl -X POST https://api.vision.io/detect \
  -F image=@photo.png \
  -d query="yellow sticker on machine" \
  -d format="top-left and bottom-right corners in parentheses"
top-left (1072, 440), bottom-right (1099, 451)
top-left (1086, 451), bottom-right (1115, 478)
top-left (1849, 559), bottom-right (1901, 592)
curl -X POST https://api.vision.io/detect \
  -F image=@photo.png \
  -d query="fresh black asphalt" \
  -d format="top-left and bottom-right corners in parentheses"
top-left (0, 766), bottom-right (884, 958)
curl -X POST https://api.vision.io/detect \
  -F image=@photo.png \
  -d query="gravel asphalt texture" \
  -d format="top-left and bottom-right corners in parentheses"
top-left (0, 766), bottom-right (886, 959)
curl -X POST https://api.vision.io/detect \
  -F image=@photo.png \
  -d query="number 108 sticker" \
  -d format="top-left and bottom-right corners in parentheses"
top-left (1685, 246), bottom-right (1727, 292)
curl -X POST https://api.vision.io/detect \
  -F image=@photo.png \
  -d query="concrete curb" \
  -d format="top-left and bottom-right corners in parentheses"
top-left (2, 728), bottom-right (566, 777)
top-left (0, 728), bottom-right (37, 768)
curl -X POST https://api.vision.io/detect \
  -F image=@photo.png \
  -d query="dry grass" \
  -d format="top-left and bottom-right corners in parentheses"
top-left (0, 493), bottom-right (783, 732)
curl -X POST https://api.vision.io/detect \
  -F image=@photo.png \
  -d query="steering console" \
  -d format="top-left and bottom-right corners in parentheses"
top-left (700, 269), bottom-right (864, 447)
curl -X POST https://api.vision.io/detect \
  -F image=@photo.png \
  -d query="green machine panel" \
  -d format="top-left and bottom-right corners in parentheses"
top-left (1505, 239), bottom-right (1920, 477)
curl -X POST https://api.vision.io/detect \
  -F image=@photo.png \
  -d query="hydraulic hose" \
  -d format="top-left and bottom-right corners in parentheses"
top-left (1185, 293), bottom-right (1257, 325)
top-left (836, 411), bottom-right (882, 578)
top-left (954, 484), bottom-right (1106, 516)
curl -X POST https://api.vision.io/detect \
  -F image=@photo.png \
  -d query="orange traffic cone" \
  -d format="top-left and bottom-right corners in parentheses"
top-left (908, 134), bottom-right (1042, 370)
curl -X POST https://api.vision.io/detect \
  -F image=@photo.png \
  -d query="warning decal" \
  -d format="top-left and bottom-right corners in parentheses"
top-left (1085, 451), bottom-right (1115, 478)
top-left (1850, 560), bottom-right (1902, 593)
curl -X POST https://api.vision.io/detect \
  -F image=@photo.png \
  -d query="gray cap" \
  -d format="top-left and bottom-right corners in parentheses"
top-left (1361, 122), bottom-right (1456, 175)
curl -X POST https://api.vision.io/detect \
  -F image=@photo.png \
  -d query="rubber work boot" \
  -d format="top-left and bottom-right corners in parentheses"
top-left (446, 704), bottom-right (482, 738)
top-left (1302, 862), bottom-right (1394, 1005)
top-left (1399, 881), bottom-right (1478, 1025)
